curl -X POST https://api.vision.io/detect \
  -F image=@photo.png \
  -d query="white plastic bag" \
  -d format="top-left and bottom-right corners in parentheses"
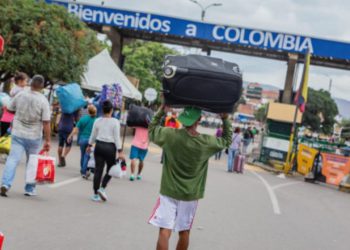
top-left (108, 162), bottom-right (123, 178)
top-left (87, 151), bottom-right (95, 169)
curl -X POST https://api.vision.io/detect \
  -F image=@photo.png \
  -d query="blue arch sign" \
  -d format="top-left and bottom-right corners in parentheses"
top-left (47, 0), bottom-right (350, 61)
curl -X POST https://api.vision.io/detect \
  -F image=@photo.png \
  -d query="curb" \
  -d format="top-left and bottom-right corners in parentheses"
top-left (247, 159), bottom-right (284, 174)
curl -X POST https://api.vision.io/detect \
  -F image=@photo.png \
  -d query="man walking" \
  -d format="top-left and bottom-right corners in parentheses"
top-left (1, 75), bottom-right (51, 197)
top-left (57, 111), bottom-right (79, 167)
top-left (148, 104), bottom-right (232, 250)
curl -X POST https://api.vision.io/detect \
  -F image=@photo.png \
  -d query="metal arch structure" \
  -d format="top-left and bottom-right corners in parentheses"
top-left (46, 0), bottom-right (350, 70)
top-left (45, 0), bottom-right (350, 103)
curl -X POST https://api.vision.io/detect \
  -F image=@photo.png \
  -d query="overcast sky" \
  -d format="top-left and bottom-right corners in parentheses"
top-left (79, 0), bottom-right (350, 100)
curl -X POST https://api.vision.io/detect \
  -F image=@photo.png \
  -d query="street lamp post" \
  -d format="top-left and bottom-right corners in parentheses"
top-left (189, 0), bottom-right (222, 55)
top-left (189, 0), bottom-right (223, 21)
top-left (328, 77), bottom-right (333, 93)
top-left (323, 74), bottom-right (333, 94)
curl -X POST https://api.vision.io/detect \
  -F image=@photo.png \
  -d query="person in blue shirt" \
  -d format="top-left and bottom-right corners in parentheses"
top-left (68, 105), bottom-right (97, 178)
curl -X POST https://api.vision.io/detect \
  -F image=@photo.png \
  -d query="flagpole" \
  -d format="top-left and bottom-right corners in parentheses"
top-left (284, 50), bottom-right (310, 174)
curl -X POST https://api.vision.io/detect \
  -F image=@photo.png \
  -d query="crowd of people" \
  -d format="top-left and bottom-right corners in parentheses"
top-left (0, 74), bottom-right (50, 196)
top-left (0, 72), bottom-right (259, 249)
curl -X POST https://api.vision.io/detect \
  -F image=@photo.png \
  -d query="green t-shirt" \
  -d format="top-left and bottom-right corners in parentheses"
top-left (149, 110), bottom-right (232, 201)
top-left (77, 115), bottom-right (96, 140)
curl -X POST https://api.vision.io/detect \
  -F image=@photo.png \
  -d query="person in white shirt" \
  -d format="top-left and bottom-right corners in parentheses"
top-left (87, 100), bottom-right (124, 202)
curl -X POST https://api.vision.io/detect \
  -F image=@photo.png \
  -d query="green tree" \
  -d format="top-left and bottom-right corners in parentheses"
top-left (254, 104), bottom-right (267, 122)
top-left (302, 88), bottom-right (338, 134)
top-left (0, 0), bottom-right (101, 83)
top-left (122, 41), bottom-right (178, 94)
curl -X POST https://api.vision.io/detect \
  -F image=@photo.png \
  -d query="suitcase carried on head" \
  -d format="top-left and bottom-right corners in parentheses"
top-left (162, 54), bottom-right (242, 113)
top-left (233, 153), bottom-right (245, 173)
top-left (127, 104), bottom-right (154, 128)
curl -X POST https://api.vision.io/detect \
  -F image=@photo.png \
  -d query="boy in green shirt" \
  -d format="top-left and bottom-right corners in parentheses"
top-left (148, 104), bottom-right (232, 250)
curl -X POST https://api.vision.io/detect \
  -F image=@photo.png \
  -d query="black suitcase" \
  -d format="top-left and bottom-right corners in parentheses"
top-left (162, 55), bottom-right (242, 113)
top-left (127, 104), bottom-right (154, 128)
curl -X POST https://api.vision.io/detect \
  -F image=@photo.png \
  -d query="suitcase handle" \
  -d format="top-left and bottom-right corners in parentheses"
top-left (161, 89), bottom-right (170, 94)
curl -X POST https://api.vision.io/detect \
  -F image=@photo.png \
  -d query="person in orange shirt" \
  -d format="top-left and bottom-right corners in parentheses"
top-left (160, 111), bottom-right (181, 164)
top-left (164, 111), bottom-right (181, 129)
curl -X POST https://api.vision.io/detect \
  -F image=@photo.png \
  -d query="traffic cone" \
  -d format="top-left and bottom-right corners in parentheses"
top-left (0, 232), bottom-right (4, 250)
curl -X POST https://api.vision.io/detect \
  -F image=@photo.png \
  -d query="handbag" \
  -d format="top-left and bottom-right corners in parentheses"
top-left (26, 150), bottom-right (56, 184)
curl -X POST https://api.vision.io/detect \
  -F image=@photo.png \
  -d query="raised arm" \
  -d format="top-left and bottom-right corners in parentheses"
top-left (220, 115), bottom-right (233, 149)
top-left (148, 105), bottom-right (172, 147)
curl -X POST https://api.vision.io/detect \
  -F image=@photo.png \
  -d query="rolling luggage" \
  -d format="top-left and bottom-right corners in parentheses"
top-left (233, 153), bottom-right (245, 173)
top-left (127, 104), bottom-right (154, 128)
top-left (162, 54), bottom-right (242, 113)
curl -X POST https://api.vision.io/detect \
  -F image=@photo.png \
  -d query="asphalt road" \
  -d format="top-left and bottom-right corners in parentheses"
top-left (1, 133), bottom-right (350, 250)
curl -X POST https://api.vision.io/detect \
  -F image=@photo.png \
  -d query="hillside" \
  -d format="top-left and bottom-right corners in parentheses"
top-left (334, 98), bottom-right (350, 119)
top-left (243, 82), bottom-right (349, 119)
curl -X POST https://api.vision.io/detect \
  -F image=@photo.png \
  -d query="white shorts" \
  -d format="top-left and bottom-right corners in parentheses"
top-left (148, 195), bottom-right (199, 232)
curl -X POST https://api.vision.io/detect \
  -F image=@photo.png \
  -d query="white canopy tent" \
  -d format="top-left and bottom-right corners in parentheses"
top-left (81, 49), bottom-right (142, 101)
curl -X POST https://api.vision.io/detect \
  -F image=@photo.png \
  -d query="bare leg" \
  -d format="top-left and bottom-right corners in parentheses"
top-left (63, 146), bottom-right (71, 158)
top-left (156, 228), bottom-right (172, 250)
top-left (58, 147), bottom-right (63, 163)
top-left (130, 159), bottom-right (136, 175)
top-left (176, 230), bottom-right (190, 250)
top-left (137, 161), bottom-right (144, 175)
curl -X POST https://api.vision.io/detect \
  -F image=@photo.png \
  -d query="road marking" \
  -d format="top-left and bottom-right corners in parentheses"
top-left (48, 177), bottom-right (82, 189)
top-left (272, 182), bottom-right (301, 190)
top-left (249, 170), bottom-right (281, 215)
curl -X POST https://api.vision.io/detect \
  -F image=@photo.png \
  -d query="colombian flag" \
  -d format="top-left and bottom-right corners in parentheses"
top-left (294, 52), bottom-right (311, 113)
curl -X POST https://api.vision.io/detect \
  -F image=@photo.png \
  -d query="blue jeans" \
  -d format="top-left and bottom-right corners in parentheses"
top-left (1, 135), bottom-right (42, 192)
top-left (78, 137), bottom-right (89, 175)
top-left (227, 148), bottom-right (237, 172)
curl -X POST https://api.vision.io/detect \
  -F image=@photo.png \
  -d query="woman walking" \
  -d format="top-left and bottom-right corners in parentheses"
top-left (68, 105), bottom-right (97, 178)
top-left (87, 101), bottom-right (124, 202)
top-left (227, 127), bottom-right (242, 172)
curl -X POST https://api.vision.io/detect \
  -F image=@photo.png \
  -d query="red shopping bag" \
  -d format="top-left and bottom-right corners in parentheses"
top-left (35, 151), bottom-right (55, 184)
top-left (0, 232), bottom-right (4, 250)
